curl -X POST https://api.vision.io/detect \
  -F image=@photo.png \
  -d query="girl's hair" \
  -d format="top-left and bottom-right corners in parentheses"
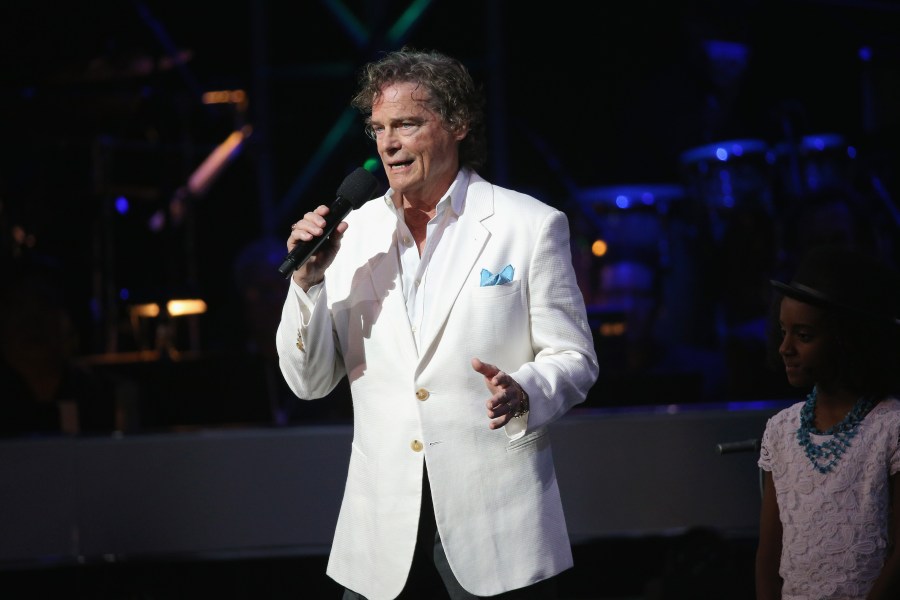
top-left (765, 244), bottom-right (900, 397)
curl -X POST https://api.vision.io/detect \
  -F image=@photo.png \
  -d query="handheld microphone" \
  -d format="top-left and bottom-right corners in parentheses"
top-left (278, 167), bottom-right (380, 278)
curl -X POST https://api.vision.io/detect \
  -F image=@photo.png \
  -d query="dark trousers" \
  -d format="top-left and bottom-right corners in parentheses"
top-left (342, 464), bottom-right (559, 600)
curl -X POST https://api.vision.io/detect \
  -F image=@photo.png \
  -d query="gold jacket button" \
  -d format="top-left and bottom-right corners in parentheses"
top-left (410, 440), bottom-right (424, 452)
top-left (415, 388), bottom-right (429, 401)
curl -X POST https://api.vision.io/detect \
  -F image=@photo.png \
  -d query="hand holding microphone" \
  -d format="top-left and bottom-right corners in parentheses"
top-left (279, 167), bottom-right (380, 287)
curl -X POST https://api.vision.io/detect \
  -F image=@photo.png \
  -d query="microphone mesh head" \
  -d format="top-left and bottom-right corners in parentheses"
top-left (337, 167), bottom-right (380, 209)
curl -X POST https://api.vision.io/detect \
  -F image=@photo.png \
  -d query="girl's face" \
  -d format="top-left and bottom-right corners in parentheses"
top-left (778, 297), bottom-right (840, 389)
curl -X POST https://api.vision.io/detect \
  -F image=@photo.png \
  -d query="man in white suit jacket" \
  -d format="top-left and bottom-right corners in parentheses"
top-left (277, 48), bottom-right (599, 600)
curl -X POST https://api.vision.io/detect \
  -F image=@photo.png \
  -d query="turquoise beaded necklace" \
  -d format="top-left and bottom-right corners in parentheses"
top-left (796, 387), bottom-right (875, 474)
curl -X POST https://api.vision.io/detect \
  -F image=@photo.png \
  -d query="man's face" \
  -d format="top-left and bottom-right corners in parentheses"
top-left (369, 82), bottom-right (465, 204)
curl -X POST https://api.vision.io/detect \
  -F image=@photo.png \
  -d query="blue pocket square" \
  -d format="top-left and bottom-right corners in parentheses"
top-left (480, 264), bottom-right (514, 286)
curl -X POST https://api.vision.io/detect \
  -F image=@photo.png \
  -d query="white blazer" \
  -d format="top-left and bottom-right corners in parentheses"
top-left (277, 170), bottom-right (599, 599)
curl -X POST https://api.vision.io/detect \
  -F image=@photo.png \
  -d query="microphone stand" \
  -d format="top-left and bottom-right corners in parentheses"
top-left (715, 437), bottom-right (763, 499)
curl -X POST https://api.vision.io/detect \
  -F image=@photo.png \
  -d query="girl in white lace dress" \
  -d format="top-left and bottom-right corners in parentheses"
top-left (756, 245), bottom-right (900, 600)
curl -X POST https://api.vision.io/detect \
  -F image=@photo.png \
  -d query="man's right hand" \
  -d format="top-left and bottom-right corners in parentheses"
top-left (287, 204), bottom-right (349, 291)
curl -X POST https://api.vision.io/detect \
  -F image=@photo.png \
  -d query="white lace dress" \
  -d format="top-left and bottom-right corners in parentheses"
top-left (759, 397), bottom-right (900, 599)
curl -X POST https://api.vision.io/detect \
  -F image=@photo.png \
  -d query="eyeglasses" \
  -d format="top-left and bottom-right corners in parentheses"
top-left (364, 119), bottom-right (430, 140)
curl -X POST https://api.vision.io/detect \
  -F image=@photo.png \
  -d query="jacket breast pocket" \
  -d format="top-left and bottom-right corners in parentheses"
top-left (473, 279), bottom-right (521, 298)
top-left (466, 280), bottom-right (528, 351)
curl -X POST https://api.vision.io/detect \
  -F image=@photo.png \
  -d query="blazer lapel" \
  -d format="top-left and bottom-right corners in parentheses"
top-left (417, 176), bottom-right (493, 362)
top-left (362, 205), bottom-right (420, 364)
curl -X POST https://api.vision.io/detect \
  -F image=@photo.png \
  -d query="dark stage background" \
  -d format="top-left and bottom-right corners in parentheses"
top-left (3, 0), bottom-right (900, 423)
top-left (1, 1), bottom-right (900, 596)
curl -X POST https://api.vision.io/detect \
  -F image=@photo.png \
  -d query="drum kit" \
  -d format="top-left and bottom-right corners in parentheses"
top-left (571, 132), bottom-right (860, 351)
top-left (574, 132), bottom-right (858, 272)
top-left (679, 133), bottom-right (858, 240)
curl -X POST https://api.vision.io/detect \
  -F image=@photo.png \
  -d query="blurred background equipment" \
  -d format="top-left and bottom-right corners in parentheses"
top-left (2, 1), bottom-right (900, 598)
top-left (1, 0), bottom-right (899, 418)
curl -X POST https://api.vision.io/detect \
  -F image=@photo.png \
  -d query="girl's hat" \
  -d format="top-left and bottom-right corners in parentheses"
top-left (770, 244), bottom-right (900, 326)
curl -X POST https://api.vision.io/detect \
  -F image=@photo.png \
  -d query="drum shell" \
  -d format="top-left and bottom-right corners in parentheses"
top-left (679, 138), bottom-right (776, 226)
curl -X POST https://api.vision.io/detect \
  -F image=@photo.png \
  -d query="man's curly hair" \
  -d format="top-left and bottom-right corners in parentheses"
top-left (351, 47), bottom-right (487, 171)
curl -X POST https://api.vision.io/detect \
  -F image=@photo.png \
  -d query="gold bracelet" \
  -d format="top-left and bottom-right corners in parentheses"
top-left (512, 386), bottom-right (530, 418)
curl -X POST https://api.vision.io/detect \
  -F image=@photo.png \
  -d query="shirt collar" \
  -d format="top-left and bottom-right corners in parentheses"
top-left (382, 168), bottom-right (470, 219)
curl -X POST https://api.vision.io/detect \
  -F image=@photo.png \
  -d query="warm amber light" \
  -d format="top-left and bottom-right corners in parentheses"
top-left (130, 303), bottom-right (161, 318)
top-left (187, 127), bottom-right (251, 197)
top-left (166, 299), bottom-right (208, 317)
top-left (591, 239), bottom-right (608, 257)
top-left (201, 89), bottom-right (247, 106)
top-left (599, 321), bottom-right (626, 337)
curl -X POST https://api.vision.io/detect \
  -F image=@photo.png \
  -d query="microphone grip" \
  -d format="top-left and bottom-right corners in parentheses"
top-left (715, 438), bottom-right (760, 455)
top-left (277, 196), bottom-right (354, 278)
top-left (277, 235), bottom-right (329, 278)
